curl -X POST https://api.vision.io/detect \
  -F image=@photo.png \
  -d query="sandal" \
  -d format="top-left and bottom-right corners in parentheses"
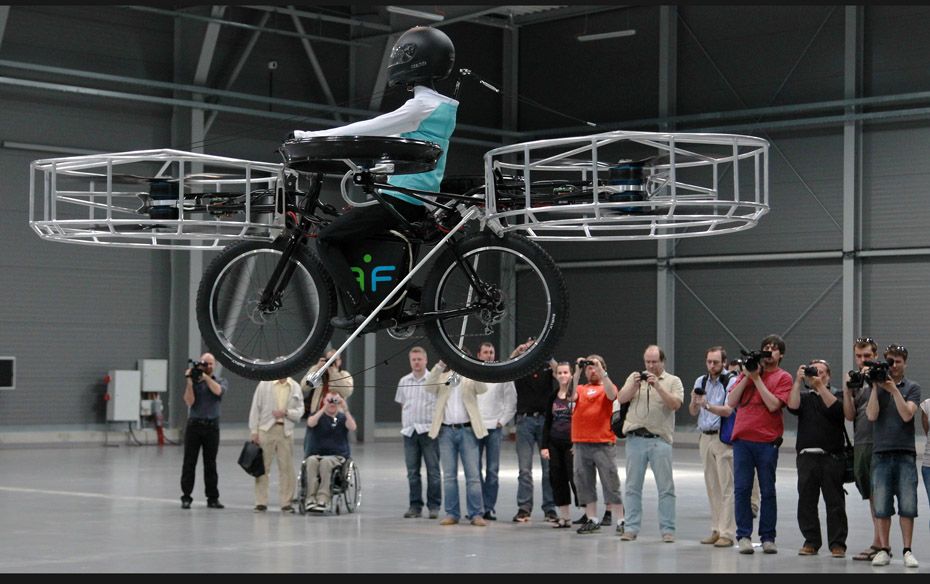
top-left (852, 546), bottom-right (881, 561)
top-left (553, 518), bottom-right (572, 528)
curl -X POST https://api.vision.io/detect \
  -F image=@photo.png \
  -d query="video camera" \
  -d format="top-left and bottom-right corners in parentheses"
top-left (864, 359), bottom-right (894, 384)
top-left (188, 359), bottom-right (209, 382)
top-left (739, 349), bottom-right (772, 373)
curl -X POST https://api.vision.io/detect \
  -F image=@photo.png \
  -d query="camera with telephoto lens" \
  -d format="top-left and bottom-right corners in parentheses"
top-left (864, 359), bottom-right (893, 383)
top-left (740, 349), bottom-right (773, 373)
top-left (188, 359), bottom-right (208, 381)
top-left (847, 370), bottom-right (865, 389)
top-left (803, 365), bottom-right (820, 377)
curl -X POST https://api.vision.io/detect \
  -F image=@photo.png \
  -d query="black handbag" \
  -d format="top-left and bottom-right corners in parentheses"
top-left (238, 440), bottom-right (265, 477)
top-left (611, 401), bottom-right (630, 438)
top-left (842, 428), bottom-right (855, 484)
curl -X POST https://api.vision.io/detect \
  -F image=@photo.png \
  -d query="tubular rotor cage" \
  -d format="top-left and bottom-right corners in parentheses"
top-left (482, 131), bottom-right (770, 241)
top-left (29, 149), bottom-right (290, 249)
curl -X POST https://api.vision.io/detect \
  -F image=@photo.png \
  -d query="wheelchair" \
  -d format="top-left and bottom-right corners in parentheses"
top-left (296, 455), bottom-right (360, 515)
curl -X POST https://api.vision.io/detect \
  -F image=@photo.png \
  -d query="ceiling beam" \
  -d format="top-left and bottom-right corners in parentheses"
top-left (194, 6), bottom-right (225, 86)
top-left (243, 4), bottom-right (391, 32)
top-left (288, 6), bottom-right (344, 122)
top-left (0, 7), bottom-right (10, 51)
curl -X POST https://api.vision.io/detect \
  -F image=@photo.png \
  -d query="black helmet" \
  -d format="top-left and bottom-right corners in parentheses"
top-left (387, 26), bottom-right (455, 88)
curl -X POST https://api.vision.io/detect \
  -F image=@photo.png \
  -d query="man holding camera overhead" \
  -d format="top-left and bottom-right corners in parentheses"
top-left (865, 343), bottom-right (921, 568)
top-left (787, 359), bottom-right (847, 558)
top-left (726, 334), bottom-right (792, 555)
top-left (617, 344), bottom-right (684, 543)
top-left (180, 352), bottom-right (229, 510)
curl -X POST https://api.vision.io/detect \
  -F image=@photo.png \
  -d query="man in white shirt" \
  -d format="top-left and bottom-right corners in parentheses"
top-left (475, 342), bottom-right (517, 521)
top-left (395, 346), bottom-right (441, 519)
top-left (248, 377), bottom-right (304, 513)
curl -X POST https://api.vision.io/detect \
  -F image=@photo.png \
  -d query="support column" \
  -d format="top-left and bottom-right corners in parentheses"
top-left (842, 6), bottom-right (863, 375)
top-left (500, 24), bottom-right (519, 355)
top-left (657, 5), bottom-right (677, 369)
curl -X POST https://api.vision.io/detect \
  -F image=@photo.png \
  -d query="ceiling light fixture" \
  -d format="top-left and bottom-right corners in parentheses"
top-left (386, 6), bottom-right (445, 22)
top-left (577, 29), bottom-right (637, 42)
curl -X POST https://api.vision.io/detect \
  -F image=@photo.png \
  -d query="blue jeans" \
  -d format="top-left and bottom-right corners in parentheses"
top-left (733, 439), bottom-right (779, 541)
top-left (624, 434), bottom-right (676, 534)
top-left (403, 432), bottom-right (441, 512)
top-left (438, 425), bottom-right (484, 520)
top-left (516, 415), bottom-right (554, 513)
top-left (872, 451), bottom-right (918, 518)
top-left (478, 427), bottom-right (502, 513)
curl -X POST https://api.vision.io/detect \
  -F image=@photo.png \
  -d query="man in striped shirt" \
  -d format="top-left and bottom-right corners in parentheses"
top-left (395, 346), bottom-right (441, 519)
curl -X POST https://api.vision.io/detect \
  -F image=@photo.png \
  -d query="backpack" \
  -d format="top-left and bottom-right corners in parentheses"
top-left (611, 401), bottom-right (630, 439)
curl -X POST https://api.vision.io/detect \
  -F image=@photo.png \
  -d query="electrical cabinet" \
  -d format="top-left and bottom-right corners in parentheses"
top-left (137, 359), bottom-right (168, 393)
top-left (106, 370), bottom-right (141, 422)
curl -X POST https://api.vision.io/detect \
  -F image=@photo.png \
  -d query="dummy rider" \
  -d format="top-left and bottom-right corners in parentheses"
top-left (290, 26), bottom-right (458, 330)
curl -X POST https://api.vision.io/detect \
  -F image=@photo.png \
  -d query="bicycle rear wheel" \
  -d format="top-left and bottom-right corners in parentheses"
top-left (421, 231), bottom-right (567, 382)
top-left (196, 238), bottom-right (336, 380)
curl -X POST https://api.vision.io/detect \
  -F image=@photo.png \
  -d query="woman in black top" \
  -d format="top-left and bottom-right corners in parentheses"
top-left (541, 362), bottom-right (578, 528)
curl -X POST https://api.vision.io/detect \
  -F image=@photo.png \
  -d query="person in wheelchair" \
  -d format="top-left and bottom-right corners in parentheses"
top-left (304, 391), bottom-right (356, 512)
top-left (290, 25), bottom-right (459, 330)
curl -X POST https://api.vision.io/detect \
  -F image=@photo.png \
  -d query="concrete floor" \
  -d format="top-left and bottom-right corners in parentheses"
top-left (0, 436), bottom-right (926, 573)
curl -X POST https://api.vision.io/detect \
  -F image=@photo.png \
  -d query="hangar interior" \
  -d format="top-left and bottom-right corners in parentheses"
top-left (1, 5), bottom-right (930, 573)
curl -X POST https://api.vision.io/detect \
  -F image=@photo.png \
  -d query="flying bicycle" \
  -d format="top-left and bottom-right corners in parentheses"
top-left (29, 130), bottom-right (770, 384)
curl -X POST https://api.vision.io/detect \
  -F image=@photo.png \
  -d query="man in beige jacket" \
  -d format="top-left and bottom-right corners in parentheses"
top-left (248, 377), bottom-right (304, 513)
top-left (426, 360), bottom-right (489, 526)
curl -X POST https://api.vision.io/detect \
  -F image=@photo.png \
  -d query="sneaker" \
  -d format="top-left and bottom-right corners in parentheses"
top-left (620, 531), bottom-right (637, 541)
top-left (512, 509), bottom-right (531, 523)
top-left (701, 531), bottom-right (720, 545)
top-left (762, 541), bottom-right (778, 554)
top-left (206, 499), bottom-right (225, 509)
top-left (403, 507), bottom-right (422, 518)
top-left (253, 505), bottom-right (267, 513)
top-left (616, 520), bottom-right (625, 536)
top-left (738, 538), bottom-right (754, 555)
top-left (798, 545), bottom-right (817, 556)
top-left (544, 510), bottom-right (559, 523)
top-left (572, 514), bottom-right (588, 525)
top-left (576, 519), bottom-right (601, 535)
top-left (904, 551), bottom-right (919, 568)
top-left (330, 314), bottom-right (367, 330)
top-left (601, 510), bottom-right (612, 526)
top-left (307, 503), bottom-right (325, 513)
top-left (482, 510), bottom-right (497, 521)
top-left (428, 509), bottom-right (439, 519)
top-left (714, 537), bottom-right (734, 548)
top-left (871, 549), bottom-right (891, 566)
top-left (662, 533), bottom-right (675, 543)
top-left (470, 516), bottom-right (488, 527)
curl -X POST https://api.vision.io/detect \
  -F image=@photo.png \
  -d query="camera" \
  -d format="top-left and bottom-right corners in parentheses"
top-left (740, 349), bottom-right (772, 373)
top-left (188, 359), bottom-right (208, 381)
top-left (847, 370), bottom-right (865, 389)
top-left (864, 359), bottom-right (893, 383)
top-left (639, 371), bottom-right (650, 382)
top-left (326, 397), bottom-right (340, 404)
top-left (578, 359), bottom-right (594, 368)
top-left (803, 365), bottom-right (820, 377)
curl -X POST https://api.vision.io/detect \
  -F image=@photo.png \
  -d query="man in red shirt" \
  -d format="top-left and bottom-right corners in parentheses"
top-left (726, 334), bottom-right (793, 555)
top-left (571, 355), bottom-right (625, 535)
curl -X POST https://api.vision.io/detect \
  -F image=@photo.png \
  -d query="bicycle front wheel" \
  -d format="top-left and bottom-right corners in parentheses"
top-left (196, 238), bottom-right (336, 380)
top-left (421, 231), bottom-right (567, 382)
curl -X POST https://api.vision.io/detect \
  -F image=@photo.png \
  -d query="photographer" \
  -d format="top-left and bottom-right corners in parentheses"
top-left (179, 353), bottom-right (228, 510)
top-left (864, 344), bottom-right (920, 568)
top-left (787, 359), bottom-right (847, 558)
top-left (725, 334), bottom-right (792, 554)
top-left (688, 346), bottom-right (737, 548)
top-left (842, 336), bottom-right (884, 562)
top-left (617, 344), bottom-right (684, 543)
top-left (304, 392), bottom-right (356, 512)
top-left (302, 349), bottom-right (354, 457)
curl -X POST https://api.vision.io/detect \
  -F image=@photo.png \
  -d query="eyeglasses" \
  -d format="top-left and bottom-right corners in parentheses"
top-left (886, 344), bottom-right (908, 357)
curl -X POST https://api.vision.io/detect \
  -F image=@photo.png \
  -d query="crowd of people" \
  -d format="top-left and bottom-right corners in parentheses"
top-left (176, 333), bottom-right (928, 569)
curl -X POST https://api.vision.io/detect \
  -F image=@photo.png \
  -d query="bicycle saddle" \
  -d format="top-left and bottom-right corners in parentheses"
top-left (281, 136), bottom-right (442, 175)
